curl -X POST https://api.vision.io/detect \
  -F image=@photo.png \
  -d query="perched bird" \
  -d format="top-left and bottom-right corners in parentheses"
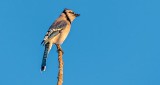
top-left (41, 8), bottom-right (80, 71)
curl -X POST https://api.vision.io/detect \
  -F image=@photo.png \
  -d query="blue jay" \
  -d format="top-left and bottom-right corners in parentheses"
top-left (41, 8), bottom-right (80, 71)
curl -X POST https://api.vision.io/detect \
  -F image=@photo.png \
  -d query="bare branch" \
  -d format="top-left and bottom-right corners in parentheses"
top-left (56, 44), bottom-right (64, 85)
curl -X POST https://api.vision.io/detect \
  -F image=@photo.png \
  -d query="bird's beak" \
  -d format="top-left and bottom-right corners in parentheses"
top-left (75, 14), bottom-right (80, 17)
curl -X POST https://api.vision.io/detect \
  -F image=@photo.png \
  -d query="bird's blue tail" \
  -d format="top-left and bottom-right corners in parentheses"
top-left (41, 43), bottom-right (52, 71)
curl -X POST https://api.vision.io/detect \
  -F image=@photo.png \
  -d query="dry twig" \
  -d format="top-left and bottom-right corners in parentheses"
top-left (56, 44), bottom-right (64, 85)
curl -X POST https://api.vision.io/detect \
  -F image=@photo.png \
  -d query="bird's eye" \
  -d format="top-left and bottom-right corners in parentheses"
top-left (69, 11), bottom-right (74, 14)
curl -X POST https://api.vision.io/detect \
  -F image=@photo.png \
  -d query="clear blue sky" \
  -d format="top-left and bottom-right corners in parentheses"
top-left (0, 0), bottom-right (160, 85)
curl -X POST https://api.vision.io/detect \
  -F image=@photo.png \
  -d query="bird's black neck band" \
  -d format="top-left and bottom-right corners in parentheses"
top-left (63, 11), bottom-right (71, 24)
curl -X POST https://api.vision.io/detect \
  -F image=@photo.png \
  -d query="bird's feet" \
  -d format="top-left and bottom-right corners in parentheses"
top-left (56, 44), bottom-right (64, 54)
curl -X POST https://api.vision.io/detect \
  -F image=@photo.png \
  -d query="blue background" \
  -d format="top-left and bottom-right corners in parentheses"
top-left (0, 0), bottom-right (160, 85)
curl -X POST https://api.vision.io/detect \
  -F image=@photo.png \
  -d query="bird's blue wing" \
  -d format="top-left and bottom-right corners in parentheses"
top-left (48, 20), bottom-right (67, 38)
top-left (41, 20), bottom-right (67, 44)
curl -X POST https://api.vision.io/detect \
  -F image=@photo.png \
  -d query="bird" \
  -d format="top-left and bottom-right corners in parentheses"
top-left (41, 8), bottom-right (80, 71)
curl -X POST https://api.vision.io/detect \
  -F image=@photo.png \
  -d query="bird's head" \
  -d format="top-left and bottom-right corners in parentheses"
top-left (62, 8), bottom-right (80, 23)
